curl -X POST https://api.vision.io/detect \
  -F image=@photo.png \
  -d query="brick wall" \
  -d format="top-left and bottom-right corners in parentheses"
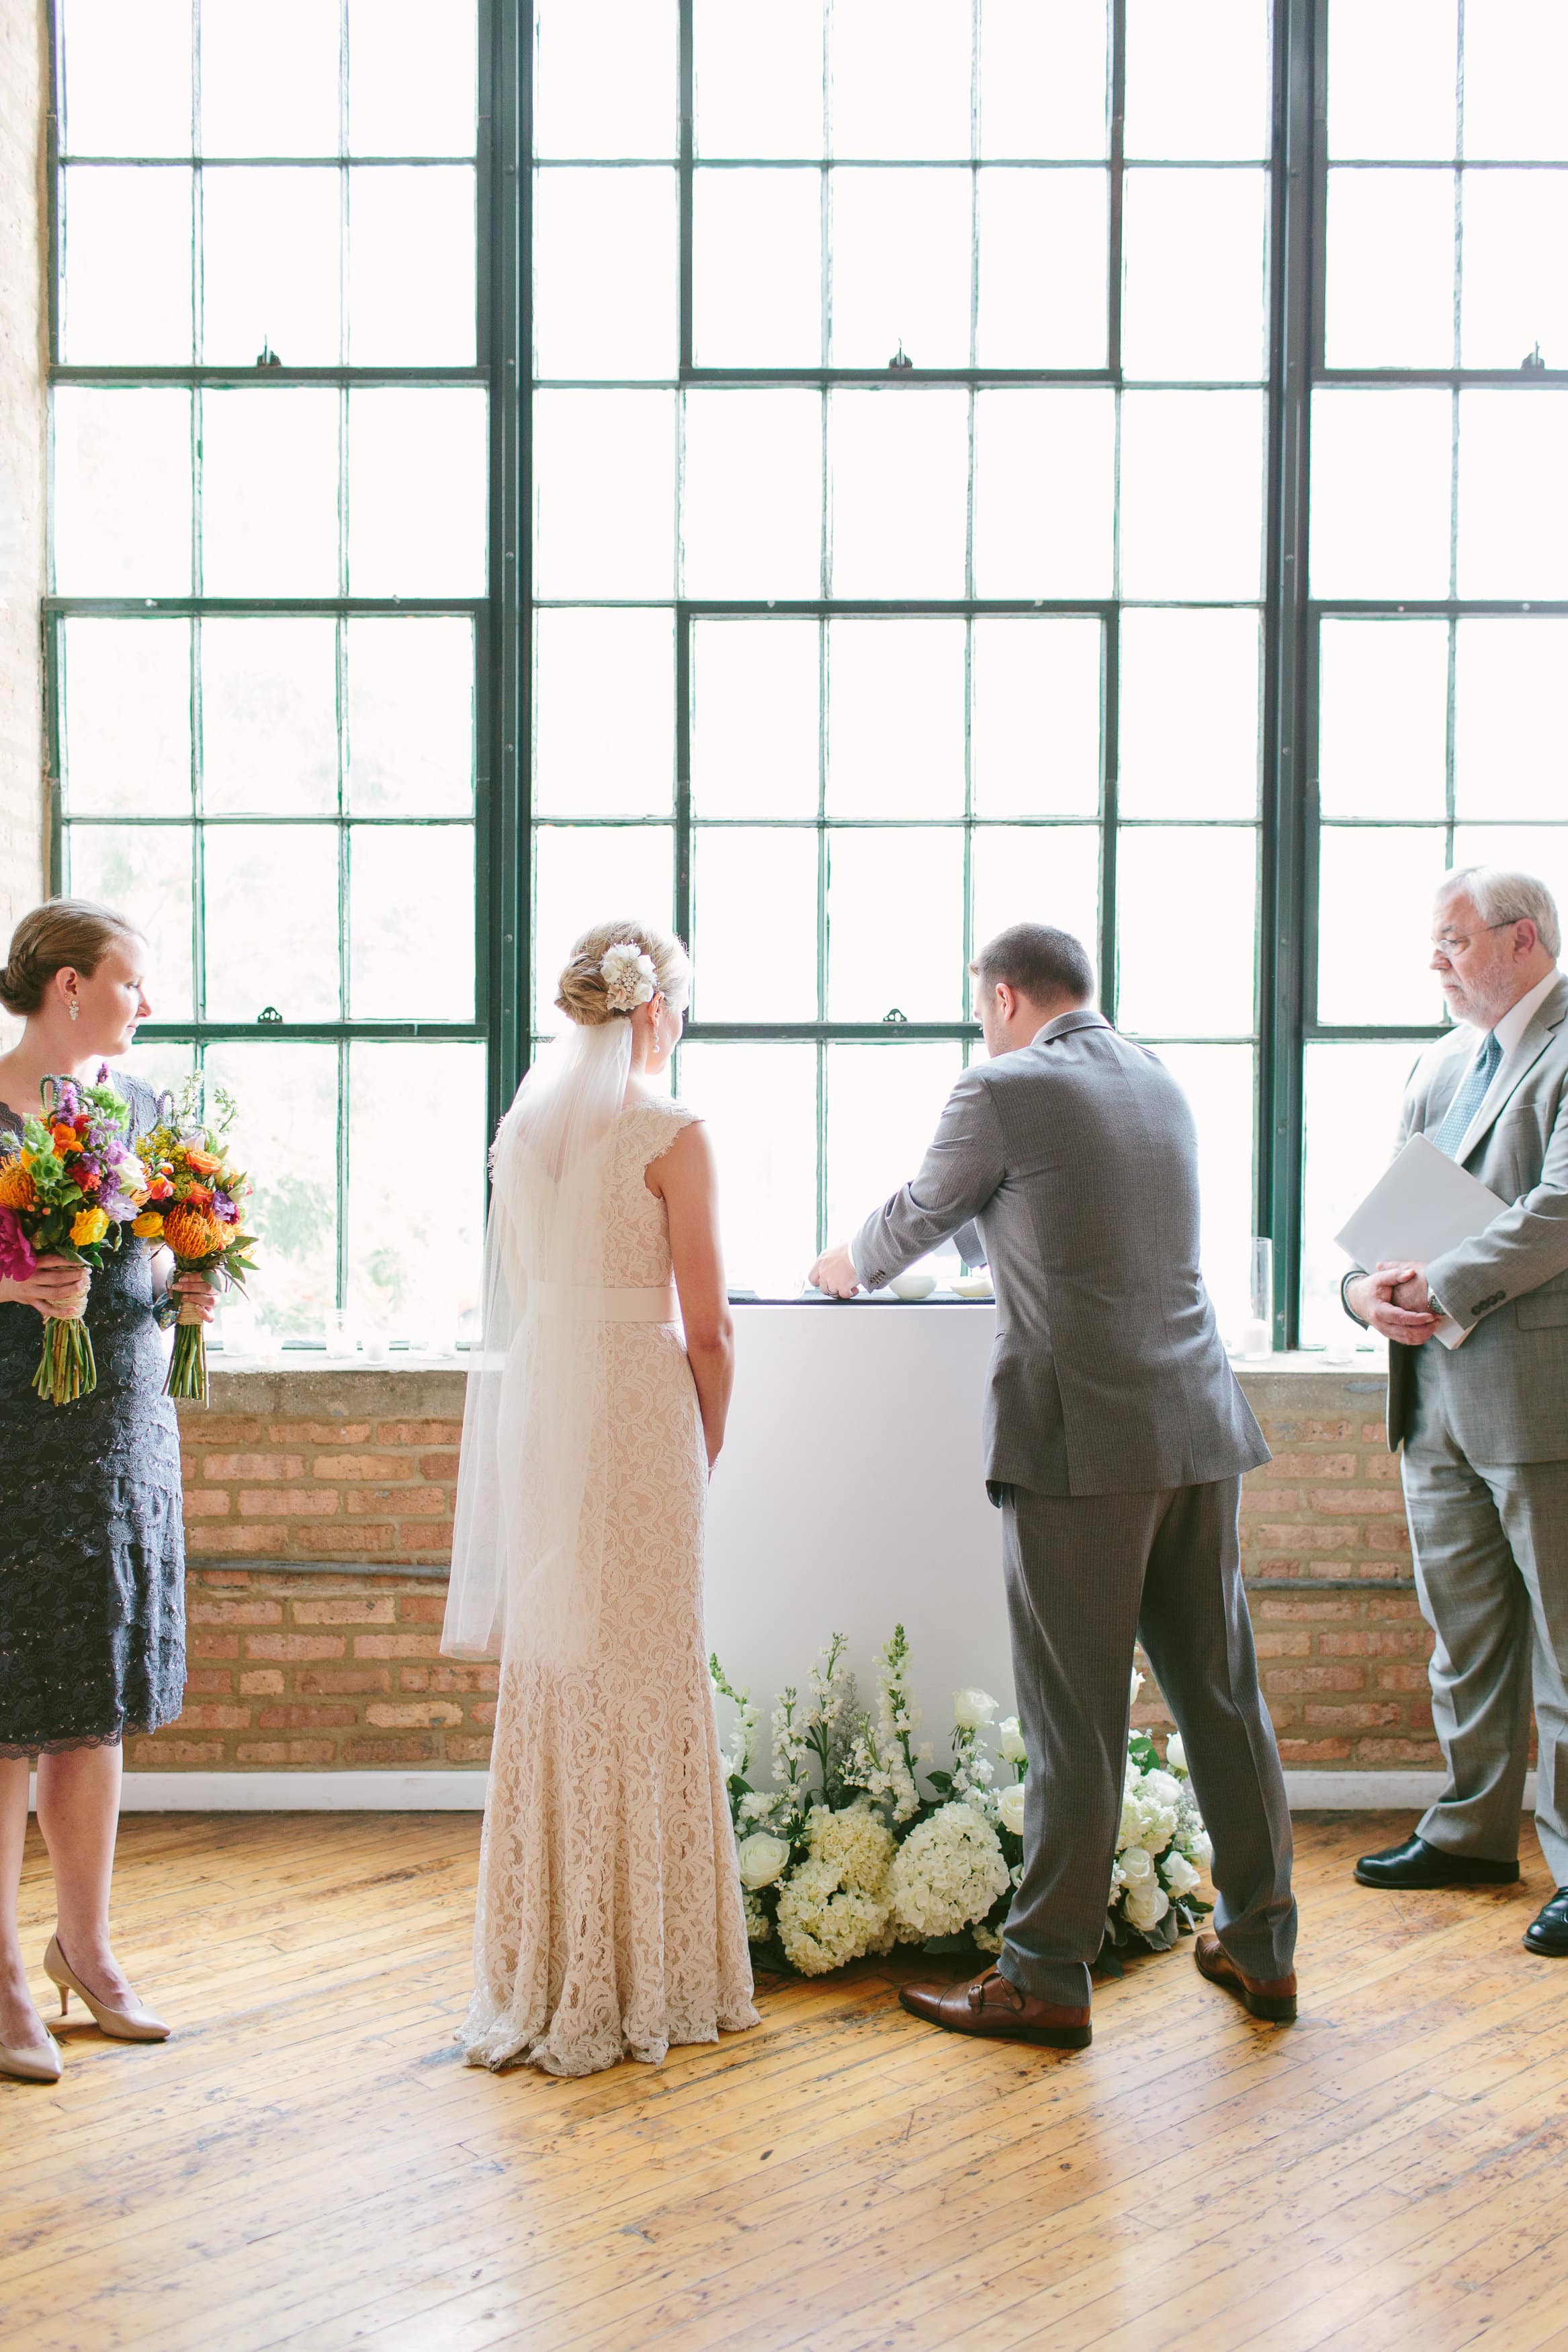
top-left (0, 0), bottom-right (47, 991)
top-left (127, 1363), bottom-right (1444, 1777)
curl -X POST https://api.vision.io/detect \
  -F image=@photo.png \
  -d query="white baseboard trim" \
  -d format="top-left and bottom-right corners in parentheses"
top-left (21, 1767), bottom-right (1539, 1814)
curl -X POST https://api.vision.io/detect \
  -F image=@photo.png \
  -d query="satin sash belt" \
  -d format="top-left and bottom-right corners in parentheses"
top-left (533, 1283), bottom-right (678, 1322)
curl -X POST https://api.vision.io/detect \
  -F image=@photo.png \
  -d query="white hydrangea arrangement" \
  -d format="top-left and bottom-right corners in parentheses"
top-left (711, 1632), bottom-right (1213, 1980)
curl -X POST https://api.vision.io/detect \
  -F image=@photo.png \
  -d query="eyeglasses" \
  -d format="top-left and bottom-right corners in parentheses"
top-left (1430, 921), bottom-right (1516, 958)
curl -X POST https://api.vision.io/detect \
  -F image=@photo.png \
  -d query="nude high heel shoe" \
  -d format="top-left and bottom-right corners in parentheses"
top-left (44, 1935), bottom-right (170, 2043)
top-left (1, 2030), bottom-right (63, 2083)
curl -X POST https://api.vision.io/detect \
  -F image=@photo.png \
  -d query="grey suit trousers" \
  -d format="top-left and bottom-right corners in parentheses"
top-left (1403, 1398), bottom-right (1568, 1886)
top-left (998, 1478), bottom-right (1297, 2010)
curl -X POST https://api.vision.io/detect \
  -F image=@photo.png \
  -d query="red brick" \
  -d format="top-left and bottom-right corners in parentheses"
top-left (1253, 1631), bottom-right (1312, 1658)
top-left (417, 1450), bottom-right (460, 1481)
top-left (397, 1593), bottom-right (448, 1624)
top-left (470, 1700), bottom-right (497, 1728)
top-left (1262, 1665), bottom-right (1366, 1695)
top-left (377, 1420), bottom-right (464, 1447)
top-left (1376, 1663), bottom-right (1432, 1692)
top-left (234, 1740), bottom-right (338, 1765)
top-left (239, 1488), bottom-right (341, 1517)
top-left (1253, 1597), bottom-right (1362, 1622)
top-left (1266, 1452), bottom-right (1356, 1480)
top-left (1242, 1486), bottom-right (1295, 1513)
top-left (296, 1667), bottom-right (392, 1696)
top-left (244, 1632), bottom-right (347, 1662)
top-left (239, 1669), bottom-right (286, 1696)
top-left (187, 1598), bottom-right (285, 1626)
top-left (312, 1451), bottom-right (415, 1481)
top-left (296, 1524), bottom-right (400, 1555)
top-left (1309, 1486), bottom-right (1405, 1516)
top-left (401, 1664), bottom-right (498, 1695)
top-left (1319, 1629), bottom-right (1428, 1656)
top-left (178, 1415), bottom-right (265, 1443)
top-left (366, 1700), bottom-right (464, 1728)
top-left (205, 1452), bottom-right (305, 1482)
top-left (353, 1632), bottom-right (443, 1658)
top-left (273, 1419), bottom-right (372, 1444)
top-left (189, 1630), bottom-right (241, 1661)
top-left (1362, 1421), bottom-right (1389, 1444)
top-left (345, 1485), bottom-right (450, 1518)
top-left (128, 1736), bottom-right (225, 1765)
top-left (176, 1704), bottom-right (253, 1730)
top-left (1304, 1702), bottom-right (1402, 1731)
top-left (189, 1525), bottom-right (289, 1555)
top-left (443, 1738), bottom-right (492, 1765)
top-left (288, 1595), bottom-right (398, 1626)
top-left (1276, 1738), bottom-right (1354, 1763)
top-left (1355, 1736), bottom-right (1442, 1765)
top-left (182, 1668), bottom-right (236, 1697)
top-left (341, 1737), bottom-right (437, 1765)
top-left (257, 1704), bottom-right (359, 1730)
top-left (183, 1489), bottom-right (232, 1519)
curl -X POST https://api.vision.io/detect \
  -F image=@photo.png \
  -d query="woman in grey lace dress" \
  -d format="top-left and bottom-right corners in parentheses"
top-left (0, 900), bottom-right (214, 2083)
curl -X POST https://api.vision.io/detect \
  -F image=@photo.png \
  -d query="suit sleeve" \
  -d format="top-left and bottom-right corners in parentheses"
top-left (850, 1070), bottom-right (1006, 1292)
top-left (1425, 1087), bottom-right (1568, 1327)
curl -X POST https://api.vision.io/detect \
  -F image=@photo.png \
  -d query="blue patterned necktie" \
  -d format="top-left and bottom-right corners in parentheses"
top-left (1428, 1030), bottom-right (1501, 1159)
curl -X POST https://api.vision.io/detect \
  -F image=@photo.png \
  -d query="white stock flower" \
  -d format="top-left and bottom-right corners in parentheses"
top-left (1123, 1881), bottom-right (1170, 1933)
top-left (1117, 1843), bottom-right (1156, 1890)
top-left (599, 941), bottom-right (658, 1012)
top-left (996, 1780), bottom-right (1027, 1837)
top-left (889, 1804), bottom-right (1010, 1941)
top-left (1161, 1849), bottom-right (1201, 1899)
top-left (998, 1716), bottom-right (1028, 1766)
top-left (736, 1831), bottom-right (791, 1890)
top-left (953, 1688), bottom-right (998, 1730)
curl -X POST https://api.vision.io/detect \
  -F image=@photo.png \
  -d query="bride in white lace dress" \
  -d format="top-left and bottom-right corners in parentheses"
top-left (443, 919), bottom-right (757, 2076)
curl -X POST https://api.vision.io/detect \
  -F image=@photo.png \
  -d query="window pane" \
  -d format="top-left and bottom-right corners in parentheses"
top-left (826, 829), bottom-right (963, 1020)
top-left (65, 824), bottom-right (193, 1019)
top-left (971, 388), bottom-right (1114, 598)
top-left (534, 389), bottom-right (675, 598)
top-left (683, 389), bottom-right (822, 599)
top-left (60, 167), bottom-right (191, 363)
top-left (1117, 826), bottom-right (1256, 1036)
top-left (202, 617), bottom-right (337, 816)
top-left (828, 0), bottom-right (971, 160)
top-left (1323, 170), bottom-right (1456, 370)
top-left (1154, 1042), bottom-right (1255, 1343)
top-left (979, 0), bottom-right (1108, 159)
top-left (826, 618), bottom-right (965, 818)
top-left (1454, 619), bottom-right (1568, 822)
top-left (535, 610), bottom-right (672, 818)
top-left (200, 0), bottom-right (341, 157)
top-left (1121, 169), bottom-right (1268, 380)
top-left (348, 387), bottom-right (488, 595)
top-left (1302, 1041), bottom-right (1423, 1347)
top-left (1119, 610), bottom-right (1260, 820)
top-left (349, 167), bottom-right (476, 365)
top-left (829, 388), bottom-right (967, 599)
top-left (1316, 827), bottom-right (1450, 1027)
top-left (1450, 825), bottom-right (1568, 922)
top-left (347, 617), bottom-right (474, 816)
top-left (52, 387), bottom-right (191, 595)
top-left (349, 1044), bottom-right (487, 1347)
top-left (1118, 390), bottom-right (1264, 600)
top-left (677, 1042), bottom-right (818, 1298)
top-left (59, 0), bottom-right (190, 157)
top-left (62, 618), bottom-right (190, 818)
top-left (202, 389), bottom-right (339, 596)
top-left (1123, 0), bottom-right (1270, 161)
top-left (349, 0), bottom-right (478, 157)
top-left (693, 0), bottom-right (823, 159)
top-left (535, 167), bottom-right (679, 379)
top-left (202, 168), bottom-right (341, 366)
top-left (691, 618), bottom-right (820, 818)
top-left (692, 829), bottom-right (818, 1019)
top-left (1318, 619), bottom-right (1448, 823)
top-left (692, 168), bottom-right (820, 368)
top-left (533, 0), bottom-right (678, 160)
top-left (349, 825), bottom-right (474, 1018)
top-left (1325, 0), bottom-right (1456, 161)
top-left (971, 616), bottom-right (1102, 819)
top-left (1463, 0), bottom-right (1568, 163)
top-left (825, 1042), bottom-right (965, 1245)
top-left (204, 1042), bottom-right (338, 1341)
top-left (1309, 389), bottom-right (1452, 599)
top-left (1458, 390), bottom-right (1568, 599)
top-left (971, 825), bottom-right (1100, 987)
top-left (1461, 172), bottom-right (1568, 371)
top-left (204, 825), bottom-right (341, 1021)
top-left (532, 825), bottom-right (674, 1034)
top-left (975, 169), bottom-right (1107, 368)
top-left (830, 169), bottom-right (971, 369)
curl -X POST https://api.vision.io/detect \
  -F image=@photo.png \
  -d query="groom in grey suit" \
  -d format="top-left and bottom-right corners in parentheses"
top-left (810, 923), bottom-right (1298, 2048)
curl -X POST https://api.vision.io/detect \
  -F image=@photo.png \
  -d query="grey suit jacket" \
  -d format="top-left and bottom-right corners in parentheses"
top-left (1376, 970), bottom-right (1568, 1460)
top-left (851, 1010), bottom-right (1268, 1499)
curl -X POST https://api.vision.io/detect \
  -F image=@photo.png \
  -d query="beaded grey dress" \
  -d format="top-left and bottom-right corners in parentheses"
top-left (0, 1070), bottom-right (186, 1757)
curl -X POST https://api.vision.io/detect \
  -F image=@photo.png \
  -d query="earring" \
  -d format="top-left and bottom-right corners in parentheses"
top-left (68, 1002), bottom-right (79, 1022)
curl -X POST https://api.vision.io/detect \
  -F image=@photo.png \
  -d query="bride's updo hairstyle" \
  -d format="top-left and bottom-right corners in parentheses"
top-left (0, 898), bottom-right (142, 1017)
top-left (554, 918), bottom-right (691, 1027)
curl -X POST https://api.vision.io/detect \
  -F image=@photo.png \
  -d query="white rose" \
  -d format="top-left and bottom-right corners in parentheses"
top-left (1129, 1667), bottom-right (1144, 1705)
top-left (998, 1716), bottom-right (1028, 1765)
top-left (736, 1831), bottom-right (791, 1890)
top-left (1117, 1843), bottom-right (1155, 1888)
top-left (953, 1687), bottom-right (998, 1730)
top-left (996, 1781), bottom-right (1026, 1837)
top-left (1123, 1882), bottom-right (1170, 1933)
top-left (1141, 1769), bottom-right (1183, 1810)
top-left (1189, 1828), bottom-right (1214, 1872)
top-left (1165, 1732), bottom-right (1188, 1775)
top-left (1162, 1849), bottom-right (1201, 1898)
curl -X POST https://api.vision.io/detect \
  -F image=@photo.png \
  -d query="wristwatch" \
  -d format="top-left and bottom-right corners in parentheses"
top-left (1340, 1269), bottom-right (1368, 1330)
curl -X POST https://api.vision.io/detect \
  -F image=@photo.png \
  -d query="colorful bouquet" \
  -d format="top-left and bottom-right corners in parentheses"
top-left (0, 1075), bottom-right (146, 1404)
top-left (132, 1078), bottom-right (257, 1404)
top-left (711, 1628), bottom-right (1211, 1980)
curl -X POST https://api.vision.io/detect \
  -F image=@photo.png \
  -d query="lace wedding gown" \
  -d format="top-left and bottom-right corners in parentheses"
top-left (462, 1096), bottom-right (758, 2075)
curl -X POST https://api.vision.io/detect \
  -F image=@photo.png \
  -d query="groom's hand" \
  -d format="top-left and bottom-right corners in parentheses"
top-left (809, 1243), bottom-right (861, 1298)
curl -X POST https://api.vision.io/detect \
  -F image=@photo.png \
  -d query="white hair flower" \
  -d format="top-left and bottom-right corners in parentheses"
top-left (599, 941), bottom-right (658, 1013)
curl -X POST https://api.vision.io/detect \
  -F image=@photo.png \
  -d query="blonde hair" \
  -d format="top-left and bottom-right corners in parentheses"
top-left (0, 898), bottom-right (143, 1017)
top-left (554, 919), bottom-right (691, 1027)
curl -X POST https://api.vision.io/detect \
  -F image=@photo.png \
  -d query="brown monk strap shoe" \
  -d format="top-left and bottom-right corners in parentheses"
top-left (1194, 1929), bottom-right (1297, 2023)
top-left (898, 1966), bottom-right (1091, 2049)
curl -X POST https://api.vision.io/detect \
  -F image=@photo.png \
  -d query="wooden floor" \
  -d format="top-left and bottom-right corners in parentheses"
top-left (5, 1815), bottom-right (1568, 2352)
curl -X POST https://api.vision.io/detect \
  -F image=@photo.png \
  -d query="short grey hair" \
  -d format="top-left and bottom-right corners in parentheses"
top-left (1438, 866), bottom-right (1561, 959)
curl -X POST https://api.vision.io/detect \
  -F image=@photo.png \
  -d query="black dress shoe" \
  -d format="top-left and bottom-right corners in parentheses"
top-left (1524, 1888), bottom-right (1568, 1956)
top-left (1354, 1833), bottom-right (1520, 1890)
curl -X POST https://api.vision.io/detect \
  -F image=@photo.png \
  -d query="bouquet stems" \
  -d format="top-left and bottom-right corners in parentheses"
top-left (165, 1300), bottom-right (210, 1404)
top-left (34, 1312), bottom-right (97, 1406)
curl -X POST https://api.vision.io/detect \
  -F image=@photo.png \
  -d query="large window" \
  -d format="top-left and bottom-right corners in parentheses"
top-left (46, 0), bottom-right (1568, 1345)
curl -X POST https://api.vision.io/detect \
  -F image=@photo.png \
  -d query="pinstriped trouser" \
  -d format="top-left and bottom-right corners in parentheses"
top-left (996, 1478), bottom-right (1298, 2011)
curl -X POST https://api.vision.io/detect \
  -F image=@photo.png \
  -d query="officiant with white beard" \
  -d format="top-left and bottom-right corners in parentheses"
top-left (810, 923), bottom-right (1298, 2049)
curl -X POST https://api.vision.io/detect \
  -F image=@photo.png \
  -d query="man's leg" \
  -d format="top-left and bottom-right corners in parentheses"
top-left (999, 1484), bottom-right (1162, 2011)
top-left (1491, 1459), bottom-right (1568, 1888)
top-left (1137, 1477), bottom-right (1296, 1985)
top-left (1403, 1439), bottom-right (1533, 1863)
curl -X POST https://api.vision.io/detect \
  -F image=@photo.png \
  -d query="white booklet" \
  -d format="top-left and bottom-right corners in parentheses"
top-left (1335, 1133), bottom-right (1507, 1350)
